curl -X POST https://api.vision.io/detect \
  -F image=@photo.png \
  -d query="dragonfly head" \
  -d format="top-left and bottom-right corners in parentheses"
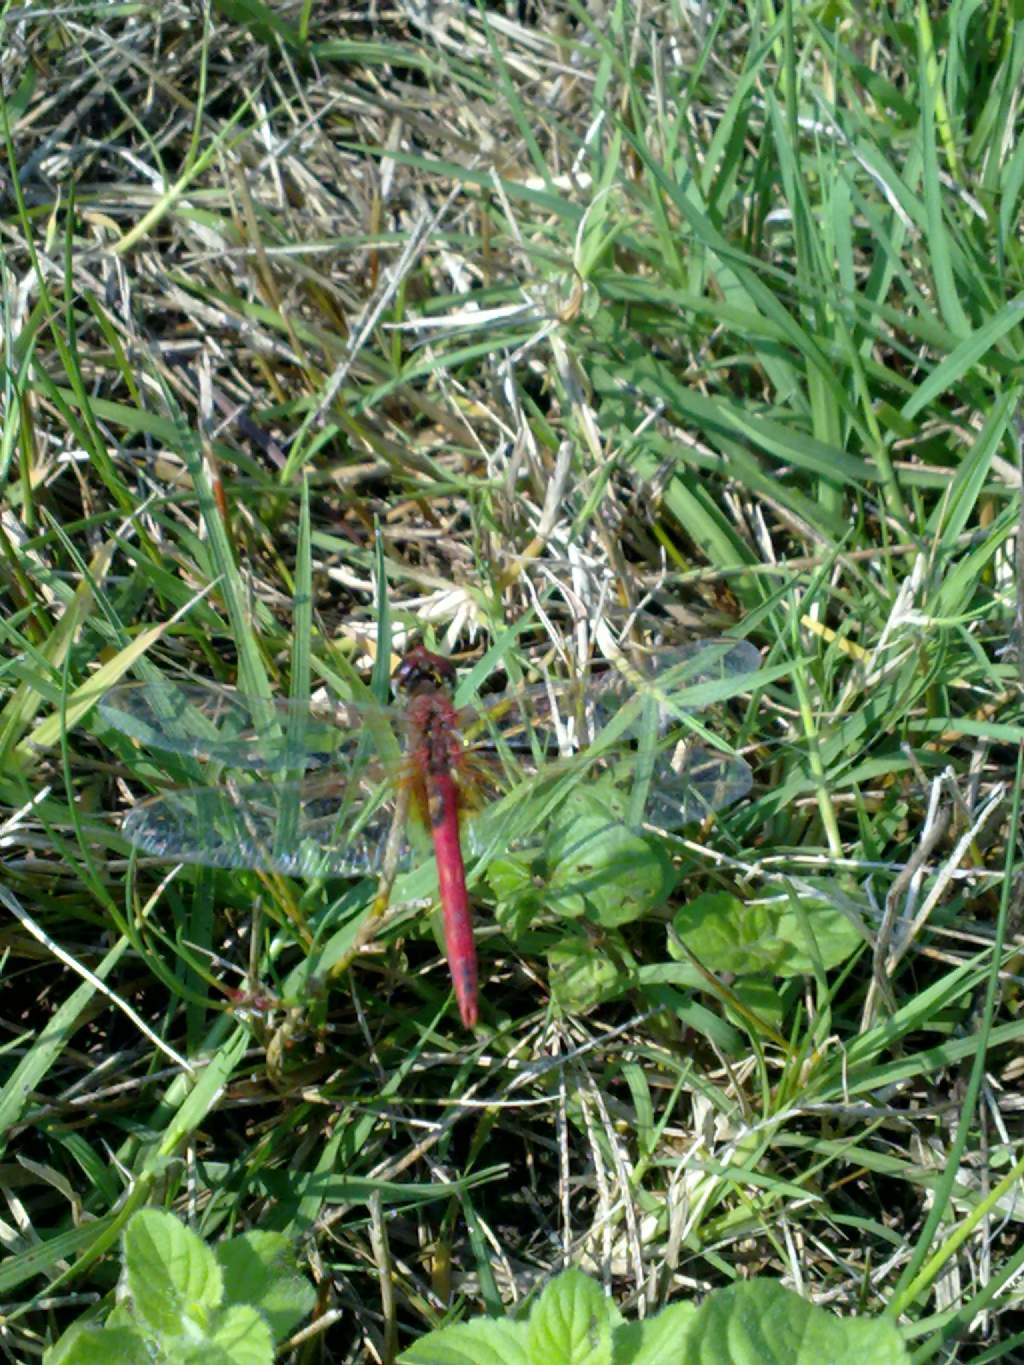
top-left (393, 646), bottom-right (457, 698)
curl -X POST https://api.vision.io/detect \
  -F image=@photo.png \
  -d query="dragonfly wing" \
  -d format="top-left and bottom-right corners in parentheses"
top-left (99, 681), bottom-right (396, 772)
top-left (460, 745), bottom-right (753, 859)
top-left (117, 777), bottom-right (426, 878)
top-left (591, 643), bottom-right (757, 825)
top-left (592, 637), bottom-right (761, 728)
top-left (642, 744), bottom-right (753, 827)
top-left (463, 637), bottom-right (759, 754)
top-left (458, 639), bottom-right (759, 845)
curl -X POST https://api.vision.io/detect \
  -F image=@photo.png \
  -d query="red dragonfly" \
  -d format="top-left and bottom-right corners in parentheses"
top-left (99, 639), bottom-right (759, 1028)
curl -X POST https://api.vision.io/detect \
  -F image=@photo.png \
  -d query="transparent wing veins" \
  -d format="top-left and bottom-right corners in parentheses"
top-left (105, 639), bottom-right (758, 874)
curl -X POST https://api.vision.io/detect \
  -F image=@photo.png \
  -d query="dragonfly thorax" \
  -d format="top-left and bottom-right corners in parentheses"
top-left (406, 692), bottom-right (463, 776)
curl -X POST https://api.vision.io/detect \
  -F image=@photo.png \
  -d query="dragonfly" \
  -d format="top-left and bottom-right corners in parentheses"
top-left (99, 638), bottom-right (760, 1028)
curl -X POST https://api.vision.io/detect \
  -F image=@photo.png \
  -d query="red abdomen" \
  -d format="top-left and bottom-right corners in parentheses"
top-left (427, 768), bottom-right (477, 1028)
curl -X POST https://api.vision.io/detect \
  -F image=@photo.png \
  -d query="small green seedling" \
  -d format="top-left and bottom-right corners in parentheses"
top-left (45, 1208), bottom-right (316, 1365)
top-left (397, 1267), bottom-right (909, 1365)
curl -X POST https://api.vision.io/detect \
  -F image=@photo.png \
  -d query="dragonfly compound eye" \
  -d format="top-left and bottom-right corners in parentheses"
top-left (393, 647), bottom-right (457, 696)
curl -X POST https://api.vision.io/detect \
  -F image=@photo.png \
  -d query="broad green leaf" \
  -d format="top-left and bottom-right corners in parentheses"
top-left (487, 855), bottom-right (546, 938)
top-left (487, 783), bottom-right (677, 933)
top-left (123, 1209), bottom-right (222, 1336)
top-left (729, 975), bottom-right (785, 1035)
top-left (43, 1323), bottom-right (152, 1365)
top-left (549, 935), bottom-right (635, 1013)
top-left (399, 1278), bottom-right (906, 1365)
top-left (612, 1301), bottom-right (698, 1364)
top-left (685, 1280), bottom-right (908, 1363)
top-left (397, 1316), bottom-right (529, 1364)
top-left (670, 892), bottom-right (782, 975)
top-left (192, 1304), bottom-right (274, 1365)
top-left (217, 1230), bottom-right (315, 1342)
top-left (544, 786), bottom-right (677, 927)
top-left (527, 1267), bottom-right (615, 1365)
top-left (670, 893), bottom-right (861, 979)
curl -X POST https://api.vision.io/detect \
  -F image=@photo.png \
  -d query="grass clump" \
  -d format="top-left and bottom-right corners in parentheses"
top-left (2, 2), bottom-right (1024, 1360)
